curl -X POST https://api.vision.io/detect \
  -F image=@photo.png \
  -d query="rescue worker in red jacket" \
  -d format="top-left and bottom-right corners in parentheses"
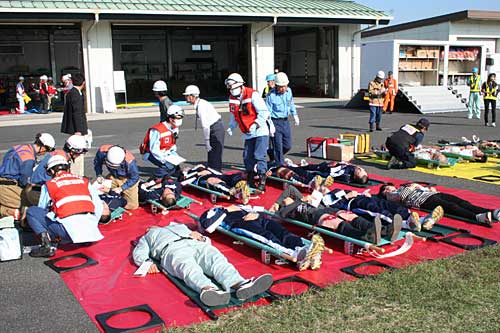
top-left (94, 145), bottom-right (140, 210)
top-left (225, 73), bottom-right (271, 191)
top-left (140, 105), bottom-right (185, 179)
top-left (26, 155), bottom-right (104, 257)
top-left (0, 133), bottom-right (55, 219)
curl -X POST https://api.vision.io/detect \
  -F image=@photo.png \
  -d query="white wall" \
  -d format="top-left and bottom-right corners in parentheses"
top-left (250, 23), bottom-right (274, 93)
top-left (82, 20), bottom-right (114, 113)
top-left (450, 21), bottom-right (500, 55)
top-left (338, 24), bottom-right (361, 98)
top-left (363, 22), bottom-right (450, 42)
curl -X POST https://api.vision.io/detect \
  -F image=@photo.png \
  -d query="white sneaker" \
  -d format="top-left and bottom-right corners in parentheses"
top-left (476, 212), bottom-right (492, 225)
top-left (235, 274), bottom-right (273, 300)
top-left (200, 288), bottom-right (230, 306)
top-left (284, 158), bottom-right (294, 167)
top-left (300, 159), bottom-right (309, 166)
top-left (492, 122), bottom-right (496, 128)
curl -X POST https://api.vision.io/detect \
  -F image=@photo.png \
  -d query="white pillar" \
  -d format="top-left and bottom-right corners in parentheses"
top-left (250, 22), bottom-right (274, 93)
top-left (81, 20), bottom-right (114, 113)
top-left (338, 24), bottom-right (361, 99)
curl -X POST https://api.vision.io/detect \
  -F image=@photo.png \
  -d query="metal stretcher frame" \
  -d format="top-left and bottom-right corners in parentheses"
top-left (230, 165), bottom-right (309, 189)
top-left (374, 150), bottom-right (454, 169)
top-left (147, 195), bottom-right (200, 214)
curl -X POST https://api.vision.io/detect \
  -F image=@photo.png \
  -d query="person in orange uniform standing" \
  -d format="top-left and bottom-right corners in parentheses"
top-left (383, 71), bottom-right (398, 114)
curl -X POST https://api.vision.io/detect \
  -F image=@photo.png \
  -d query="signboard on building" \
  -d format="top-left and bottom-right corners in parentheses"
top-left (113, 71), bottom-right (126, 93)
top-left (100, 80), bottom-right (117, 113)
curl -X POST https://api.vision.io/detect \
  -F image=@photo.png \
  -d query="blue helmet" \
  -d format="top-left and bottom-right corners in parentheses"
top-left (266, 74), bottom-right (276, 82)
top-left (472, 67), bottom-right (479, 73)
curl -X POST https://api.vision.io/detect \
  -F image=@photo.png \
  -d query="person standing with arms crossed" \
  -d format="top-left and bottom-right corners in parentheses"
top-left (183, 85), bottom-right (225, 171)
top-left (265, 72), bottom-right (299, 167)
top-left (481, 73), bottom-right (497, 127)
top-left (60, 73), bottom-right (88, 176)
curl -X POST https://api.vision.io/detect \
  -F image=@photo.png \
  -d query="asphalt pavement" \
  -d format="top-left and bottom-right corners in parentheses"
top-left (0, 103), bottom-right (498, 332)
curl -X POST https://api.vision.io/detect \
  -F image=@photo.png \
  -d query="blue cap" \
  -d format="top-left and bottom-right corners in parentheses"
top-left (472, 67), bottom-right (479, 73)
top-left (266, 74), bottom-right (276, 81)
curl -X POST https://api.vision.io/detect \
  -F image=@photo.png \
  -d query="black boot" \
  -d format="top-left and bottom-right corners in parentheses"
top-left (361, 216), bottom-right (381, 244)
top-left (30, 232), bottom-right (56, 258)
top-left (369, 123), bottom-right (374, 132)
top-left (257, 173), bottom-right (267, 192)
top-left (247, 171), bottom-right (256, 188)
top-left (376, 123), bottom-right (382, 131)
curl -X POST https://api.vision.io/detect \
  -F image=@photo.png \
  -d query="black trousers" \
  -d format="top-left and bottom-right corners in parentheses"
top-left (385, 138), bottom-right (416, 168)
top-left (208, 119), bottom-right (225, 171)
top-left (39, 94), bottom-right (48, 113)
top-left (421, 193), bottom-right (489, 221)
top-left (484, 99), bottom-right (496, 124)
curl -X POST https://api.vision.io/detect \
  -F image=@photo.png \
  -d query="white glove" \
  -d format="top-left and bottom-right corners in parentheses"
top-left (226, 128), bottom-right (233, 136)
top-left (205, 140), bottom-right (212, 152)
top-left (248, 123), bottom-right (257, 135)
top-left (293, 115), bottom-right (300, 126)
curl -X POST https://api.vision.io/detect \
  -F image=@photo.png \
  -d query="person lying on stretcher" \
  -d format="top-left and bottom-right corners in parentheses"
top-left (321, 187), bottom-right (444, 232)
top-left (269, 185), bottom-right (401, 245)
top-left (437, 145), bottom-right (487, 162)
top-left (199, 205), bottom-right (326, 271)
top-left (138, 177), bottom-right (181, 208)
top-left (478, 140), bottom-right (500, 151)
top-left (99, 192), bottom-right (127, 223)
top-left (133, 223), bottom-right (273, 307)
top-left (379, 183), bottom-right (499, 225)
top-left (182, 164), bottom-right (250, 204)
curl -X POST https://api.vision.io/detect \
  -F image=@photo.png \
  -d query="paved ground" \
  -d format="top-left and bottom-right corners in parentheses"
top-left (0, 102), bottom-right (498, 332)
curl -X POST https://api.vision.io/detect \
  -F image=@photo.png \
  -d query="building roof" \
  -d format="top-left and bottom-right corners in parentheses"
top-left (362, 10), bottom-right (500, 38)
top-left (0, 0), bottom-right (391, 24)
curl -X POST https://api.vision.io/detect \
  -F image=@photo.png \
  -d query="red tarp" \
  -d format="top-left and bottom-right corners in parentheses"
top-left (47, 174), bottom-right (500, 331)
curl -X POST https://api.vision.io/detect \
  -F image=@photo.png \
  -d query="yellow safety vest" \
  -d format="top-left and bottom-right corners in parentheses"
top-left (484, 83), bottom-right (498, 101)
top-left (469, 75), bottom-right (481, 92)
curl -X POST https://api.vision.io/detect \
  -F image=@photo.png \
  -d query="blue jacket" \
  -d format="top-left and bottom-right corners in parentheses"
top-left (266, 87), bottom-right (297, 119)
top-left (0, 144), bottom-right (38, 187)
top-left (93, 147), bottom-right (140, 191)
top-left (31, 150), bottom-right (69, 185)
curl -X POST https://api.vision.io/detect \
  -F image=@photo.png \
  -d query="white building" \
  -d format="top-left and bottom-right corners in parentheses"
top-left (0, 1), bottom-right (390, 113)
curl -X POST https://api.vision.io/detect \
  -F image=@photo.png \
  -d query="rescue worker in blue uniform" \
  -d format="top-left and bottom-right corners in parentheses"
top-left (265, 72), bottom-right (299, 167)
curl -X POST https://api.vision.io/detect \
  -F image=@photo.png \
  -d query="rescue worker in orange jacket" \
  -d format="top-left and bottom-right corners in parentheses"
top-left (225, 73), bottom-right (271, 191)
top-left (26, 155), bottom-right (104, 257)
top-left (383, 71), bottom-right (398, 114)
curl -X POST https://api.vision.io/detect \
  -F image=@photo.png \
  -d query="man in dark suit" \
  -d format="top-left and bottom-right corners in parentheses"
top-left (61, 73), bottom-right (88, 176)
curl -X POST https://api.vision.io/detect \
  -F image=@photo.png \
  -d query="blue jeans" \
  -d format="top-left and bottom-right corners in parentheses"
top-left (26, 206), bottom-right (71, 243)
top-left (270, 119), bottom-right (292, 167)
top-left (243, 136), bottom-right (269, 174)
top-left (369, 106), bottom-right (382, 124)
top-left (148, 154), bottom-right (177, 179)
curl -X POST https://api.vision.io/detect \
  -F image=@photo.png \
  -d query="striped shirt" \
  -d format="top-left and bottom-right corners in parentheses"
top-left (388, 184), bottom-right (437, 208)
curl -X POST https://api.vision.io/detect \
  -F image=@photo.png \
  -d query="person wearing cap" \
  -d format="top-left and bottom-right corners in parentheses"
top-left (26, 155), bottom-right (104, 257)
top-left (94, 145), bottom-right (140, 210)
top-left (368, 71), bottom-right (386, 132)
top-left (183, 85), bottom-right (225, 171)
top-left (385, 118), bottom-right (430, 169)
top-left (37, 75), bottom-right (49, 114)
top-left (16, 76), bottom-right (26, 113)
top-left (140, 104), bottom-right (185, 178)
top-left (467, 67), bottom-right (481, 120)
top-left (481, 73), bottom-right (497, 127)
top-left (152, 80), bottom-right (173, 123)
top-left (58, 74), bottom-right (73, 96)
top-left (133, 223), bottom-right (273, 307)
top-left (265, 72), bottom-right (299, 167)
top-left (225, 73), bottom-right (271, 191)
top-left (262, 73), bottom-right (275, 98)
top-left (382, 71), bottom-right (397, 114)
top-left (0, 133), bottom-right (55, 219)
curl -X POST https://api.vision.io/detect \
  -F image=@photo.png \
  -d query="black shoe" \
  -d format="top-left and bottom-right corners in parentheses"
top-left (30, 232), bottom-right (56, 258)
top-left (257, 174), bottom-right (267, 192)
top-left (376, 123), bottom-right (382, 131)
top-left (387, 156), bottom-right (398, 170)
top-left (247, 171), bottom-right (256, 187)
top-left (362, 216), bottom-right (381, 244)
top-left (369, 124), bottom-right (374, 132)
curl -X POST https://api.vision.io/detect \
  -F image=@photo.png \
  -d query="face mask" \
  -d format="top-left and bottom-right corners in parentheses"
top-left (173, 119), bottom-right (183, 127)
top-left (230, 87), bottom-right (242, 97)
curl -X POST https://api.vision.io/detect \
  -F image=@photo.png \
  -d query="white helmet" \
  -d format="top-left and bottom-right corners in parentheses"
top-left (19, 76), bottom-right (24, 81)
top-left (183, 85), bottom-right (200, 96)
top-left (167, 105), bottom-right (185, 119)
top-left (105, 146), bottom-right (125, 169)
top-left (65, 135), bottom-right (88, 154)
top-left (275, 72), bottom-right (289, 86)
top-left (36, 133), bottom-right (56, 151)
top-left (376, 70), bottom-right (385, 79)
top-left (40, 75), bottom-right (48, 81)
top-left (224, 73), bottom-right (244, 89)
top-left (46, 155), bottom-right (69, 172)
top-left (152, 80), bottom-right (168, 92)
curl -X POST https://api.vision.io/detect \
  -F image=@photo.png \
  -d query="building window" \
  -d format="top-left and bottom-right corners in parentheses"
top-left (0, 45), bottom-right (23, 54)
top-left (192, 44), bottom-right (211, 52)
top-left (121, 43), bottom-right (143, 53)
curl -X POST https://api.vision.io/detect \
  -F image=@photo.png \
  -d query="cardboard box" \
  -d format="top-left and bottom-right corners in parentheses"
top-left (326, 144), bottom-right (354, 162)
top-left (416, 49), bottom-right (427, 58)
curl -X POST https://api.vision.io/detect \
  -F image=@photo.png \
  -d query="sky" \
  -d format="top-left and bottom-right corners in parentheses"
top-left (356, 0), bottom-right (500, 25)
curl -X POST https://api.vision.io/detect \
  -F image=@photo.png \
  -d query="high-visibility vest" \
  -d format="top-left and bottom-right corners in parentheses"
top-left (140, 122), bottom-right (176, 154)
top-left (229, 87), bottom-right (258, 134)
top-left (13, 144), bottom-right (35, 162)
top-left (484, 83), bottom-right (498, 101)
top-left (469, 75), bottom-right (481, 92)
top-left (46, 171), bottom-right (95, 218)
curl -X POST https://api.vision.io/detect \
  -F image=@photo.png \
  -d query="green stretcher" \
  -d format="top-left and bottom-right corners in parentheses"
top-left (334, 178), bottom-right (386, 188)
top-left (374, 150), bottom-right (454, 169)
top-left (417, 208), bottom-right (493, 228)
top-left (412, 223), bottom-right (468, 239)
top-left (99, 207), bottom-right (129, 225)
top-left (263, 210), bottom-right (406, 254)
top-left (161, 267), bottom-right (273, 320)
top-left (148, 195), bottom-right (200, 215)
top-left (184, 178), bottom-right (260, 204)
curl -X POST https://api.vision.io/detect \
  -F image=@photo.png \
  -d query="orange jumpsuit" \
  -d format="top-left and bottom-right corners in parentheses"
top-left (383, 78), bottom-right (398, 113)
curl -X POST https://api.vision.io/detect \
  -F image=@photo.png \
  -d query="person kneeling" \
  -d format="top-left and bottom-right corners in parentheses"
top-left (132, 223), bottom-right (273, 307)
top-left (27, 155), bottom-right (104, 257)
